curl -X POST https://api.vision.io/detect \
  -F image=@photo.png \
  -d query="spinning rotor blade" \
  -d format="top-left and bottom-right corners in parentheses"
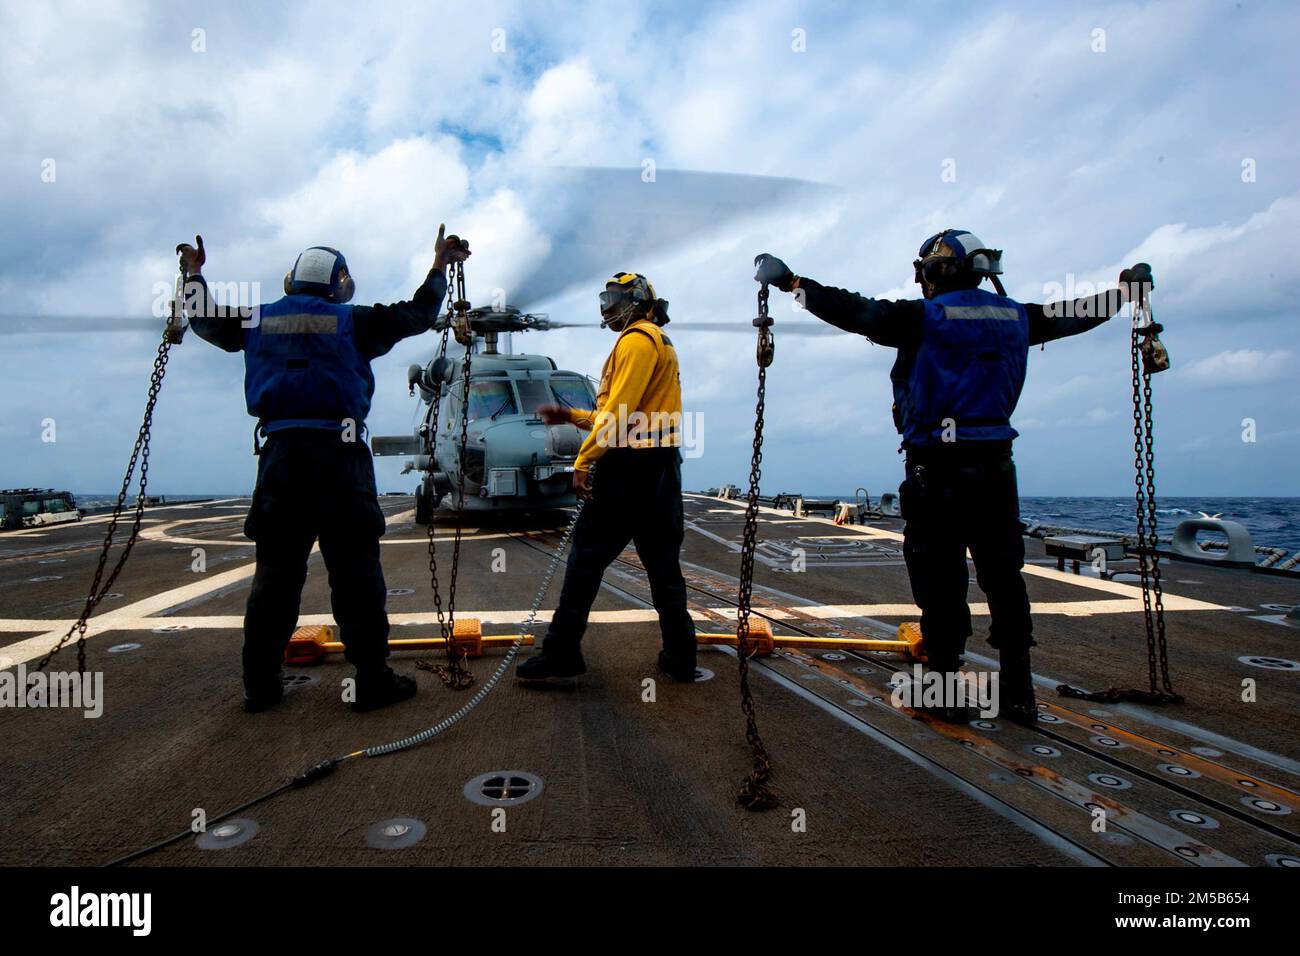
top-left (7, 167), bottom-right (833, 338)
top-left (522, 317), bottom-right (840, 334)
top-left (0, 314), bottom-right (166, 335)
top-left (498, 166), bottom-right (833, 312)
top-left (666, 320), bottom-right (840, 336)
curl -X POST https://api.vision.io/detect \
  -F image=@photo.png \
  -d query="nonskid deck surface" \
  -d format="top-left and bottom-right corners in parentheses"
top-left (0, 495), bottom-right (1297, 866)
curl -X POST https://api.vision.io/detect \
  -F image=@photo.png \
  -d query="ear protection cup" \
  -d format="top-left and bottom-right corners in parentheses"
top-left (652, 298), bottom-right (670, 326)
top-left (914, 256), bottom-right (957, 294)
top-left (284, 271), bottom-right (295, 296)
top-left (334, 271), bottom-right (355, 304)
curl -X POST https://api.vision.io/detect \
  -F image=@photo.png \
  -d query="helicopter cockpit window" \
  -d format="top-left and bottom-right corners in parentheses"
top-left (549, 377), bottom-right (594, 411)
top-left (465, 381), bottom-right (517, 422)
top-left (514, 378), bottom-right (554, 416)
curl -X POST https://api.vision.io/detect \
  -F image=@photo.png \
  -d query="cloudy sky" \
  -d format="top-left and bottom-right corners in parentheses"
top-left (2, 0), bottom-right (1296, 498)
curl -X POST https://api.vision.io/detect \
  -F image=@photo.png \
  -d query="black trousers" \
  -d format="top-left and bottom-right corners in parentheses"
top-left (899, 444), bottom-right (1034, 672)
top-left (242, 429), bottom-right (390, 689)
top-left (543, 447), bottom-right (697, 667)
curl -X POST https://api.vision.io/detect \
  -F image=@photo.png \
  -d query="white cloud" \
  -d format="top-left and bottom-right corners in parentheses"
top-left (519, 58), bottom-right (643, 165)
top-left (259, 137), bottom-right (470, 291)
top-left (2, 0), bottom-right (1298, 497)
top-left (1181, 348), bottom-right (1295, 386)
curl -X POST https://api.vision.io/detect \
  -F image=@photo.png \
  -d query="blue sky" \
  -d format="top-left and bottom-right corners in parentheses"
top-left (1, 0), bottom-right (1297, 497)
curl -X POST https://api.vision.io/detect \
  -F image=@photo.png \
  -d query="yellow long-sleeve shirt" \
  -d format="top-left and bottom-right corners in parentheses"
top-left (569, 320), bottom-right (684, 476)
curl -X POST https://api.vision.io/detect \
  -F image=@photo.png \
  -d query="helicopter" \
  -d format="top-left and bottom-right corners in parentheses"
top-left (371, 305), bottom-right (602, 522)
top-left (371, 297), bottom-right (843, 522)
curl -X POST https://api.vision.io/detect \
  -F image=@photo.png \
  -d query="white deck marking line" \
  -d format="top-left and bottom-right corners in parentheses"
top-left (687, 495), bottom-right (1227, 612)
top-left (2, 513), bottom-right (535, 662)
top-left (0, 547), bottom-right (309, 665)
top-left (382, 532), bottom-right (520, 543)
top-left (686, 518), bottom-right (1219, 615)
top-left (0, 609), bottom-right (667, 637)
top-left (1, 517), bottom-right (169, 538)
top-left (0, 597), bottom-right (1221, 640)
top-left (0, 498), bottom-right (250, 538)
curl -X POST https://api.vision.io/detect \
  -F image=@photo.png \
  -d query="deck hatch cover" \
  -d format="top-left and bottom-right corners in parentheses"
top-left (195, 818), bottom-right (259, 850)
top-left (281, 672), bottom-right (318, 693)
top-left (464, 770), bottom-right (544, 807)
top-left (366, 817), bottom-right (426, 849)
top-left (1170, 810), bottom-right (1219, 829)
top-left (1238, 655), bottom-right (1299, 670)
top-left (1087, 772), bottom-right (1132, 790)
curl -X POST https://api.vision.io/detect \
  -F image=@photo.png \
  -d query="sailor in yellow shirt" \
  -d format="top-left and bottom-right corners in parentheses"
top-left (517, 272), bottom-right (698, 682)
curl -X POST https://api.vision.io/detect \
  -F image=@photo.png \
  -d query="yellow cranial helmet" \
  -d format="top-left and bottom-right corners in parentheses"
top-left (599, 272), bottom-right (669, 326)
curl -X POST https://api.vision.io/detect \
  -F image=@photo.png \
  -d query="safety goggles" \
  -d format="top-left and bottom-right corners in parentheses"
top-left (599, 286), bottom-right (637, 316)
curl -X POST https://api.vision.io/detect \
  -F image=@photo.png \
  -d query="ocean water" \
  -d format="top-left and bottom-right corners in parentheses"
top-left (1018, 497), bottom-right (1300, 555)
top-left (820, 494), bottom-right (1300, 555)
top-left (1013, 502), bottom-right (1300, 554)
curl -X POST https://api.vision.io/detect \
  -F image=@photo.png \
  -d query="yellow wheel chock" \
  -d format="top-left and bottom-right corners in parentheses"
top-left (284, 619), bottom-right (524, 666)
top-left (697, 617), bottom-right (927, 661)
top-left (285, 618), bottom-right (926, 666)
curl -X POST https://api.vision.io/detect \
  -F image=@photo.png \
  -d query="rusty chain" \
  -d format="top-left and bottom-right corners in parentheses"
top-left (733, 282), bottom-right (778, 810)
top-left (35, 264), bottom-right (185, 674)
top-left (1059, 288), bottom-right (1181, 706)
top-left (422, 258), bottom-right (474, 689)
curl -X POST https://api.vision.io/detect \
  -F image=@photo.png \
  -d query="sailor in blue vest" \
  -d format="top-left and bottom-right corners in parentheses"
top-left (179, 227), bottom-right (470, 712)
top-left (755, 234), bottom-right (1151, 723)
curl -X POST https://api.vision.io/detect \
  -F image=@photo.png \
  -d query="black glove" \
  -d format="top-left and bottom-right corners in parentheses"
top-left (1119, 262), bottom-right (1154, 303)
top-left (753, 253), bottom-right (795, 292)
top-left (176, 235), bottom-right (205, 275)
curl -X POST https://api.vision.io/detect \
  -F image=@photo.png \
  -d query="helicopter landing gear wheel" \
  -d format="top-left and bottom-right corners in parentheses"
top-left (415, 480), bottom-right (433, 526)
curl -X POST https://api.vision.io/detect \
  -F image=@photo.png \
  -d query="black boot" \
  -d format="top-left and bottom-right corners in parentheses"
top-left (516, 649), bottom-right (587, 681)
top-left (999, 648), bottom-right (1039, 725)
top-left (243, 674), bottom-right (284, 713)
top-left (908, 659), bottom-right (974, 724)
top-left (352, 666), bottom-right (418, 712)
top-left (911, 699), bottom-right (974, 724)
top-left (657, 649), bottom-right (698, 683)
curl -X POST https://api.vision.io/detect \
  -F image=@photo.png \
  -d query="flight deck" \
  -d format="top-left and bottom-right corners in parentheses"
top-left (1, 494), bottom-right (1297, 867)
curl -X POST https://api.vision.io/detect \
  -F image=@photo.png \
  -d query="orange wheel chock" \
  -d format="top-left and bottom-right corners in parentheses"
top-left (283, 616), bottom-right (922, 667)
top-left (740, 617), bottom-right (775, 655)
top-left (896, 621), bottom-right (927, 662)
top-left (695, 616), bottom-right (926, 661)
top-left (285, 624), bottom-right (336, 666)
top-left (449, 618), bottom-right (483, 658)
top-left (695, 617), bottom-right (775, 656)
top-left (284, 618), bottom-right (500, 666)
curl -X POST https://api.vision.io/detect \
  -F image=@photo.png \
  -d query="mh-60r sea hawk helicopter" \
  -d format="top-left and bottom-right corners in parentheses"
top-left (371, 305), bottom-right (599, 522)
